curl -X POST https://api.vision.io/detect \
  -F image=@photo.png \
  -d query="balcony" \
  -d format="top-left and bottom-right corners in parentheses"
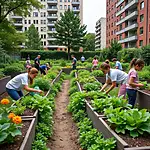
top-left (116, 0), bottom-right (138, 16)
top-left (116, 23), bottom-right (138, 35)
top-left (47, 30), bottom-right (56, 33)
top-left (47, 0), bottom-right (57, 4)
top-left (72, 0), bottom-right (80, 5)
top-left (47, 14), bottom-right (57, 19)
top-left (73, 7), bottom-right (80, 12)
top-left (47, 37), bottom-right (56, 41)
top-left (116, 11), bottom-right (138, 26)
top-left (14, 22), bottom-right (23, 26)
top-left (116, 0), bottom-right (124, 7)
top-left (11, 15), bottom-right (22, 19)
top-left (118, 35), bottom-right (137, 43)
top-left (47, 22), bottom-right (56, 26)
top-left (47, 7), bottom-right (57, 11)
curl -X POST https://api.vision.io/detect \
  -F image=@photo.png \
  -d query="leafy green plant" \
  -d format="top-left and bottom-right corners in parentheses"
top-left (33, 78), bottom-right (50, 91)
top-left (69, 86), bottom-right (78, 96)
top-left (83, 81), bottom-right (101, 92)
top-left (91, 70), bottom-right (104, 77)
top-left (105, 107), bottom-right (150, 137)
top-left (72, 110), bottom-right (86, 122)
top-left (32, 140), bottom-right (49, 150)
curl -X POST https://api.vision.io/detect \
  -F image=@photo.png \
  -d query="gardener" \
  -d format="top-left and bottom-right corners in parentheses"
top-left (39, 63), bottom-right (50, 75)
top-left (6, 68), bottom-right (42, 100)
top-left (100, 62), bottom-right (128, 98)
top-left (91, 56), bottom-right (99, 71)
top-left (126, 58), bottom-right (144, 107)
top-left (71, 55), bottom-right (77, 70)
top-left (34, 55), bottom-right (41, 70)
top-left (112, 58), bottom-right (122, 70)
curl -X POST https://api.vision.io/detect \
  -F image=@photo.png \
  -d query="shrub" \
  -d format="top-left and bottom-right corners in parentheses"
top-left (3, 66), bottom-right (22, 76)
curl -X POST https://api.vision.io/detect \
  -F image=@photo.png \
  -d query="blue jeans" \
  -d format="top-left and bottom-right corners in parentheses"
top-left (6, 88), bottom-right (23, 100)
top-left (126, 89), bottom-right (137, 107)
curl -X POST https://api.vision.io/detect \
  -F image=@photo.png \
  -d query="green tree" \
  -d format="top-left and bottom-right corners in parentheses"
top-left (83, 33), bottom-right (95, 51)
top-left (0, 0), bottom-right (42, 23)
top-left (54, 10), bottom-right (87, 59)
top-left (141, 45), bottom-right (150, 65)
top-left (0, 20), bottom-right (26, 53)
top-left (25, 24), bottom-right (42, 50)
top-left (108, 40), bottom-right (122, 60)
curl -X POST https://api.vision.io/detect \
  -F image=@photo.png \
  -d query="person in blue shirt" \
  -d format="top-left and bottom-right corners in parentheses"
top-left (39, 63), bottom-right (50, 75)
top-left (112, 58), bottom-right (122, 70)
top-left (81, 55), bottom-right (85, 63)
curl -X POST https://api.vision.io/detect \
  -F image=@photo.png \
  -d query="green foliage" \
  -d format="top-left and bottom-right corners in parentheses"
top-left (54, 10), bottom-right (87, 59)
top-left (91, 70), bottom-right (104, 77)
top-left (83, 33), bottom-right (95, 51)
top-left (141, 45), bottom-right (150, 65)
top-left (0, 0), bottom-right (42, 23)
top-left (106, 40), bottom-right (122, 60)
top-left (33, 78), bottom-right (50, 91)
top-left (0, 20), bottom-right (26, 53)
top-left (3, 65), bottom-right (22, 76)
top-left (92, 96), bottom-right (131, 113)
top-left (105, 107), bottom-right (150, 137)
top-left (72, 110), bottom-right (86, 122)
top-left (83, 82), bottom-right (101, 92)
top-left (25, 24), bottom-right (42, 50)
top-left (138, 70), bottom-right (150, 80)
top-left (68, 86), bottom-right (78, 96)
top-left (70, 70), bottom-right (77, 77)
top-left (117, 48), bottom-right (142, 63)
top-left (32, 140), bottom-right (49, 150)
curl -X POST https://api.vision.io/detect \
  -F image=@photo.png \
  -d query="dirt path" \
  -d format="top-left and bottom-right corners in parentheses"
top-left (47, 80), bottom-right (80, 150)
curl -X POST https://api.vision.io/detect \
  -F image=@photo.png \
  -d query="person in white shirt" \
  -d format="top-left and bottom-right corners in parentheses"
top-left (100, 62), bottom-right (128, 98)
top-left (81, 55), bottom-right (85, 63)
top-left (6, 68), bottom-right (42, 100)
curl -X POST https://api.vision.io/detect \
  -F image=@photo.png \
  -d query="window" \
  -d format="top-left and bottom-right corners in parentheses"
top-left (36, 27), bottom-right (38, 31)
top-left (140, 27), bottom-right (143, 34)
top-left (68, 0), bottom-right (70, 2)
top-left (140, 1), bottom-right (144, 10)
top-left (64, 0), bottom-right (66, 2)
top-left (60, 5), bottom-right (63, 9)
top-left (41, 20), bottom-right (46, 24)
top-left (140, 14), bottom-right (144, 22)
top-left (68, 5), bottom-right (70, 9)
top-left (139, 40), bottom-right (143, 46)
top-left (28, 20), bottom-right (31, 24)
top-left (33, 12), bottom-right (38, 17)
top-left (60, 0), bottom-right (62, 2)
top-left (41, 27), bottom-right (46, 32)
top-left (64, 5), bottom-right (67, 9)
top-left (120, 24), bottom-right (122, 30)
top-left (24, 27), bottom-right (27, 31)
top-left (44, 41), bottom-right (46, 46)
top-left (119, 35), bottom-right (122, 40)
top-left (41, 12), bottom-right (46, 17)
top-left (24, 20), bottom-right (27, 24)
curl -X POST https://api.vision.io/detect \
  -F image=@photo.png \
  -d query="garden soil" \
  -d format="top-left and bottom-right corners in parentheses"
top-left (47, 80), bottom-right (80, 150)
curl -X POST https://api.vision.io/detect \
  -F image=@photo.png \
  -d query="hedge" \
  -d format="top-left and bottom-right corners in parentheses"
top-left (21, 50), bottom-right (102, 60)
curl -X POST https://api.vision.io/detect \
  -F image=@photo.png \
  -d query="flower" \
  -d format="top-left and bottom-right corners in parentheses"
top-left (12, 116), bottom-right (22, 124)
top-left (8, 113), bottom-right (16, 119)
top-left (1, 99), bottom-right (10, 105)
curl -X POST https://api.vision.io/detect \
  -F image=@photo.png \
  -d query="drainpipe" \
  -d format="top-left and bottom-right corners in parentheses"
top-left (146, 0), bottom-right (149, 45)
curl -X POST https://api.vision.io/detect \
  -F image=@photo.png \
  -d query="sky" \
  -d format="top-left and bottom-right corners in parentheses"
top-left (83, 0), bottom-right (106, 33)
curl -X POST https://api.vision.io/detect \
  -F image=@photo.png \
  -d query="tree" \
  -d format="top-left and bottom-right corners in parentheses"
top-left (108, 40), bottom-right (122, 60)
top-left (141, 45), bottom-right (150, 65)
top-left (25, 24), bottom-right (42, 50)
top-left (83, 33), bottom-right (95, 51)
top-left (0, 20), bottom-right (26, 53)
top-left (0, 0), bottom-right (42, 23)
top-left (54, 10), bottom-right (87, 59)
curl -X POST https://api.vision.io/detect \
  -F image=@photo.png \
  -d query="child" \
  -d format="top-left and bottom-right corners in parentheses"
top-left (92, 56), bottom-right (98, 71)
top-left (100, 62), bottom-right (128, 98)
top-left (6, 68), bottom-right (42, 100)
top-left (126, 58), bottom-right (144, 107)
top-left (112, 58), bottom-right (122, 70)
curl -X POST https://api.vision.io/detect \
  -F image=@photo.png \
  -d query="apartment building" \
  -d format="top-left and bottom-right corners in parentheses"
top-left (106, 0), bottom-right (150, 48)
top-left (10, 0), bottom-right (83, 50)
top-left (95, 17), bottom-right (106, 50)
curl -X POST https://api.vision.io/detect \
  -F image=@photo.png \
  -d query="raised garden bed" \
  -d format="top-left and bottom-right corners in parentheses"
top-left (0, 76), bottom-right (11, 95)
top-left (137, 90), bottom-right (150, 109)
top-left (0, 118), bottom-right (36, 150)
top-left (95, 76), bottom-right (106, 84)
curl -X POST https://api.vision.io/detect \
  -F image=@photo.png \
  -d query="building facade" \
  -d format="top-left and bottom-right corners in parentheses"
top-left (106, 0), bottom-right (150, 48)
top-left (10, 0), bottom-right (83, 50)
top-left (95, 17), bottom-right (106, 50)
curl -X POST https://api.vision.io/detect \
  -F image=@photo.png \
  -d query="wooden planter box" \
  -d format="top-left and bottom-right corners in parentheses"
top-left (137, 90), bottom-right (150, 109)
top-left (19, 118), bottom-right (37, 150)
top-left (0, 76), bottom-right (11, 95)
top-left (95, 76), bottom-right (106, 84)
top-left (62, 68), bottom-right (72, 74)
